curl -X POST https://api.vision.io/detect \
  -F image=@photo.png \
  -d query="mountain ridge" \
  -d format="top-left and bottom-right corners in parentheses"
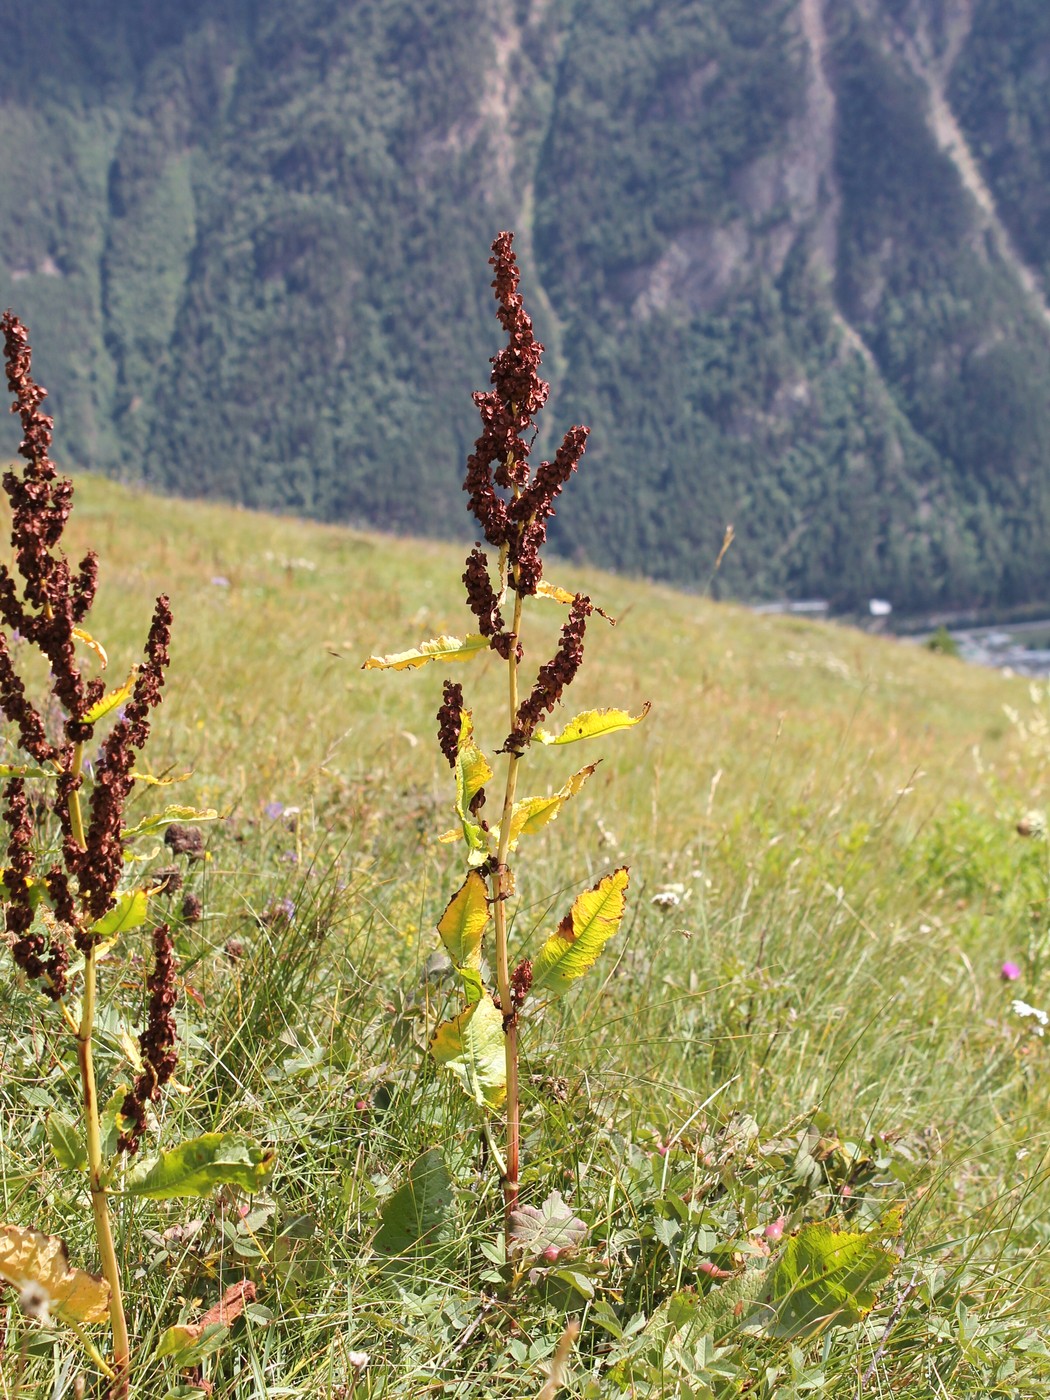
top-left (2, 0), bottom-right (1050, 613)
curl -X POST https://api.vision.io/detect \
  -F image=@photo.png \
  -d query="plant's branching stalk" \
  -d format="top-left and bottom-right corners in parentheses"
top-left (78, 945), bottom-right (130, 1395)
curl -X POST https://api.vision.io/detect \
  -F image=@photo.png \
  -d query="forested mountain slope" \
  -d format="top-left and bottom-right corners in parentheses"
top-left (2, 0), bottom-right (1050, 611)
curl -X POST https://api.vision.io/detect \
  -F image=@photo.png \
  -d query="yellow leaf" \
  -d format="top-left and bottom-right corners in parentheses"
top-left (492, 764), bottom-right (598, 851)
top-left (533, 867), bottom-right (630, 995)
top-left (129, 770), bottom-right (192, 786)
top-left (534, 702), bottom-right (651, 746)
top-left (430, 996), bottom-right (506, 1108)
top-left (437, 871), bottom-right (490, 970)
top-left (362, 634), bottom-right (489, 671)
top-left (453, 708), bottom-right (493, 857)
top-left (72, 627), bottom-right (108, 670)
top-left (535, 580), bottom-right (577, 605)
top-left (0, 1224), bottom-right (110, 1325)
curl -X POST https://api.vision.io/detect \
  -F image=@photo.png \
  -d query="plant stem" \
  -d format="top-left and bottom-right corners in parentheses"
top-left (77, 944), bottom-right (130, 1396)
top-left (69, 741), bottom-right (86, 851)
top-left (492, 589), bottom-right (524, 1232)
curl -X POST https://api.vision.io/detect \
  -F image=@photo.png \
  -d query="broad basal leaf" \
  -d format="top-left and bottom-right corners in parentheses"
top-left (430, 995), bottom-right (506, 1108)
top-left (532, 867), bottom-right (630, 995)
top-left (0, 1224), bottom-right (109, 1325)
top-left (534, 703), bottom-right (651, 746)
top-left (761, 1218), bottom-right (899, 1338)
top-left (122, 805), bottom-right (219, 842)
top-left (89, 888), bottom-right (148, 941)
top-left (437, 871), bottom-right (490, 970)
top-left (362, 633), bottom-right (488, 671)
top-left (125, 1133), bottom-right (275, 1200)
top-left (46, 1114), bottom-right (86, 1172)
top-left (492, 764), bottom-right (598, 852)
top-left (507, 1190), bottom-right (587, 1259)
top-left (373, 1148), bottom-right (453, 1257)
top-left (81, 670), bottom-right (136, 725)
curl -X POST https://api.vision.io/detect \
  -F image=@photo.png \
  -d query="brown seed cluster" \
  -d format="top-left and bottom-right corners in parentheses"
top-left (463, 234), bottom-right (588, 602)
top-left (76, 597), bottom-right (173, 923)
top-left (0, 313), bottom-right (174, 995)
top-left (506, 595), bottom-right (592, 751)
top-left (436, 680), bottom-right (464, 768)
top-left (119, 924), bottom-right (179, 1155)
top-left (3, 778), bottom-right (68, 998)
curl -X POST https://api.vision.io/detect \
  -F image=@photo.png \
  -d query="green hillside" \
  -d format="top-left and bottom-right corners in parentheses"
top-left (3, 472), bottom-right (1050, 1394)
top-left (3, 1), bottom-right (1050, 608)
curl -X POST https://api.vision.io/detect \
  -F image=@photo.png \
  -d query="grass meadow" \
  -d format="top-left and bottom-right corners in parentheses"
top-left (2, 474), bottom-right (1050, 1398)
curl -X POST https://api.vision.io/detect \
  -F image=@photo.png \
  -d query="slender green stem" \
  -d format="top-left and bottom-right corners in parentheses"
top-left (77, 945), bottom-right (130, 1396)
top-left (492, 589), bottom-right (524, 1232)
top-left (69, 741), bottom-right (86, 851)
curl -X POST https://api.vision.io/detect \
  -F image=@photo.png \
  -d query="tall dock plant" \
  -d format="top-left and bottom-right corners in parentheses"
top-left (365, 234), bottom-right (648, 1234)
top-left (0, 314), bottom-right (271, 1397)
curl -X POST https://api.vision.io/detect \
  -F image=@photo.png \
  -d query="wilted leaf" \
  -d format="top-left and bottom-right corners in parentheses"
top-left (122, 805), bottom-right (219, 842)
top-left (535, 580), bottom-right (577, 605)
top-left (492, 764), bottom-right (597, 851)
top-left (156, 1279), bottom-right (255, 1363)
top-left (0, 1224), bottom-right (109, 1325)
top-left (363, 633), bottom-right (488, 671)
top-left (73, 627), bottom-right (108, 669)
top-left (430, 995), bottom-right (506, 1108)
top-left (373, 1149), bottom-right (453, 1257)
top-left (761, 1218), bottom-right (899, 1338)
top-left (125, 1133), bottom-right (275, 1200)
top-left (89, 888), bottom-right (148, 941)
top-left (46, 1114), bottom-right (86, 1172)
top-left (508, 1190), bottom-right (587, 1259)
top-left (534, 703), bottom-right (651, 746)
top-left (81, 671), bottom-right (136, 725)
top-left (129, 770), bottom-right (192, 786)
top-left (532, 867), bottom-right (630, 995)
top-left (437, 871), bottom-right (490, 970)
top-left (100, 1085), bottom-right (131, 1159)
top-left (154, 1322), bottom-right (229, 1366)
top-left (453, 708), bottom-right (493, 858)
top-left (0, 764), bottom-right (55, 780)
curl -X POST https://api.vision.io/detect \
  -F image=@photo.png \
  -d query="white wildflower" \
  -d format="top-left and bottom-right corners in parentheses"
top-left (651, 890), bottom-right (680, 909)
top-left (19, 1280), bottom-right (50, 1323)
top-left (1011, 999), bottom-right (1048, 1036)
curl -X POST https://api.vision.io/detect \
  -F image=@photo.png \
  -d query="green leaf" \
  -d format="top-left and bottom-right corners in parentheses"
top-left (453, 708), bottom-right (493, 858)
top-left (492, 763), bottom-right (598, 851)
top-left (122, 805), bottom-right (219, 842)
top-left (532, 867), bottom-right (630, 995)
top-left (0, 1225), bottom-right (109, 1325)
top-left (81, 671), bottom-right (136, 724)
top-left (429, 995), bottom-right (506, 1108)
top-left (761, 1218), bottom-right (899, 1338)
top-left (373, 1148), bottom-right (453, 1257)
top-left (89, 889), bottom-right (148, 941)
top-left (362, 633), bottom-right (488, 671)
top-left (437, 871), bottom-right (490, 970)
top-left (46, 1114), bottom-right (86, 1172)
top-left (534, 702), bottom-right (651, 745)
top-left (125, 1133), bottom-right (275, 1200)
